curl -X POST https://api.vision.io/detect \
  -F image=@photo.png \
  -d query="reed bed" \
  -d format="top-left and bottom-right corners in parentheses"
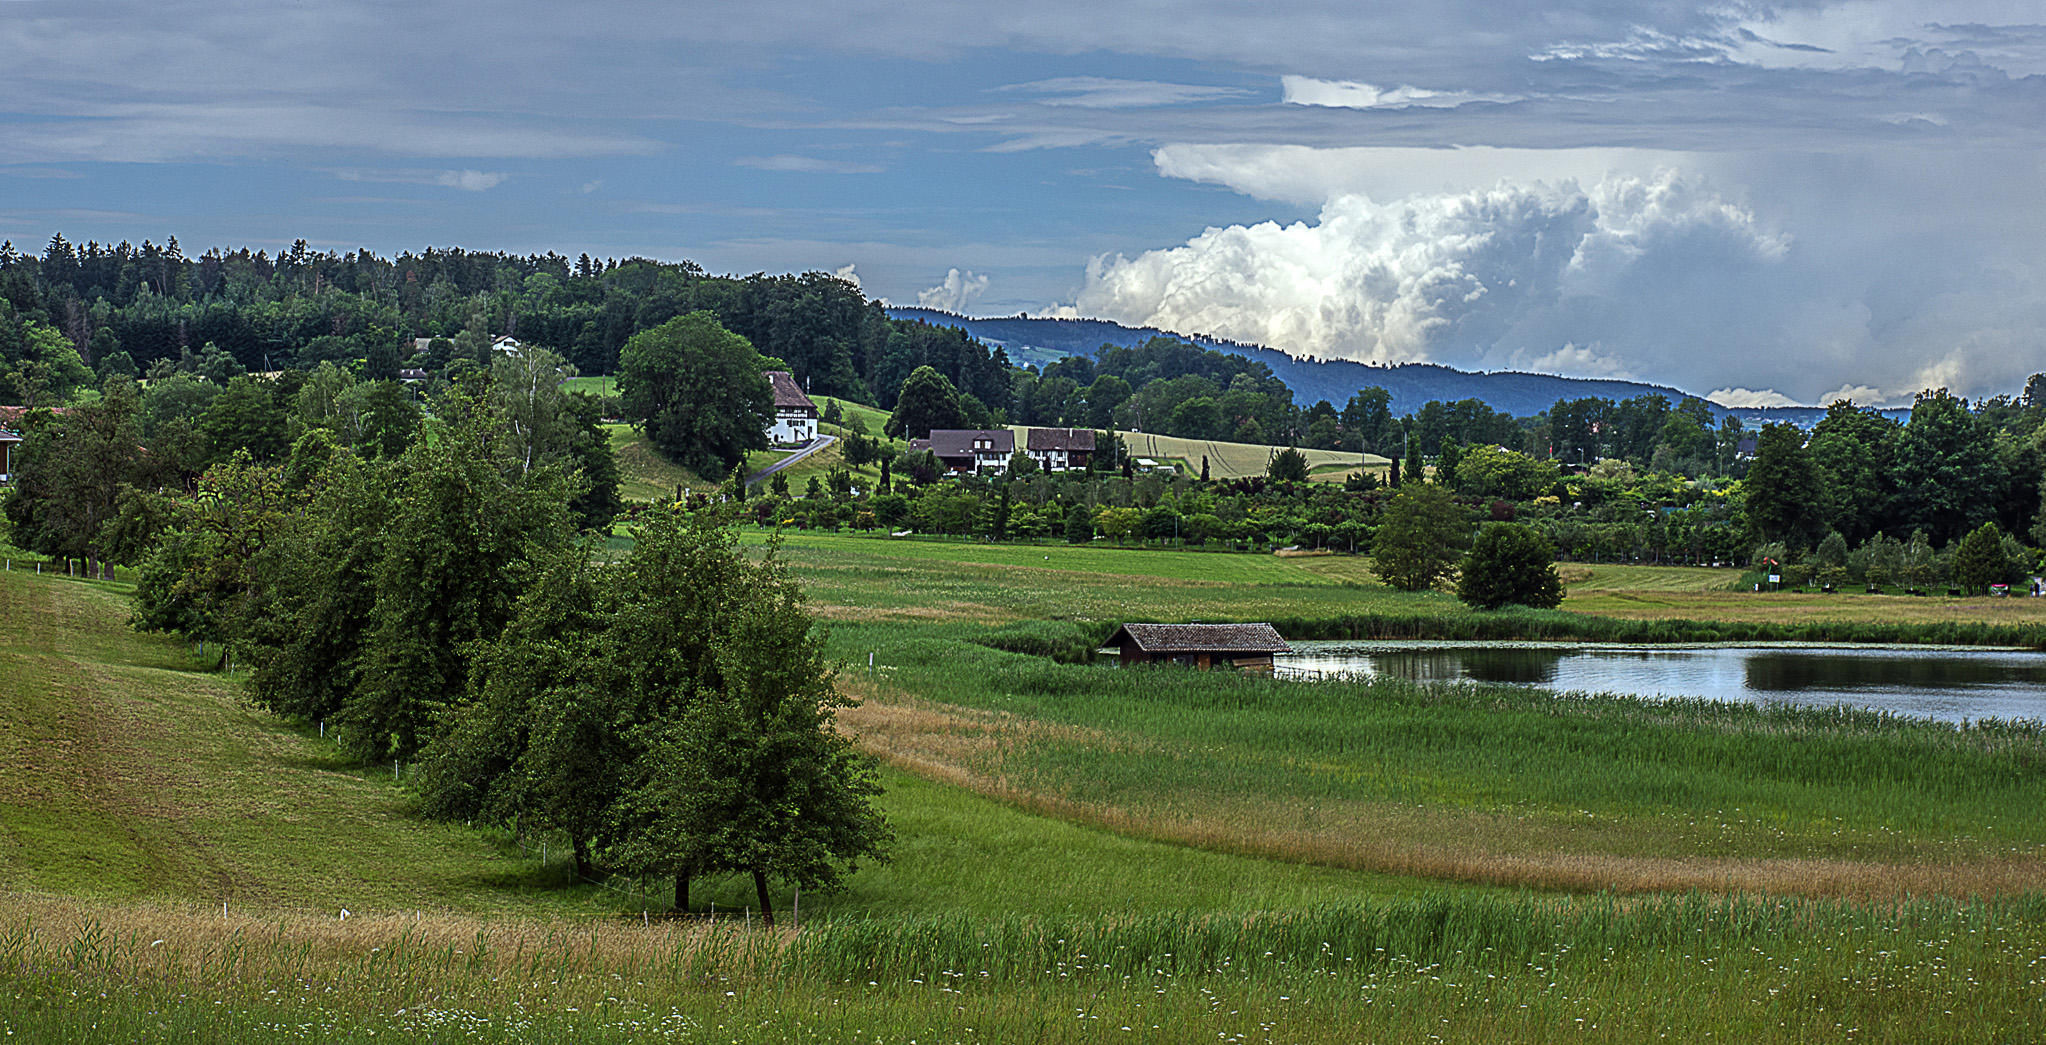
top-left (835, 629), bottom-right (2046, 893)
top-left (1267, 608), bottom-right (2046, 648)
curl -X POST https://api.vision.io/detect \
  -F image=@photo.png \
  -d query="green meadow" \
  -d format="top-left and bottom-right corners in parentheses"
top-left (5, 532), bottom-right (2046, 1042)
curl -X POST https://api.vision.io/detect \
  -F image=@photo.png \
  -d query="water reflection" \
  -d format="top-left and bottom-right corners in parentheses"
top-left (1278, 642), bottom-right (2046, 723)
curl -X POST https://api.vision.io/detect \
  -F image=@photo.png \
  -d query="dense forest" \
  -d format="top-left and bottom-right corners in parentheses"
top-left (0, 235), bottom-right (1010, 411)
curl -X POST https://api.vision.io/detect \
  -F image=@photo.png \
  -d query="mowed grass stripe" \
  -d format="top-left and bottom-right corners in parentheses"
top-left (0, 571), bottom-right (559, 911)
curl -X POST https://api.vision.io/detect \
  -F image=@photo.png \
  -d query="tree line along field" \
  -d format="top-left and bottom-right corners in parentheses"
top-left (6, 537), bottom-right (2046, 1042)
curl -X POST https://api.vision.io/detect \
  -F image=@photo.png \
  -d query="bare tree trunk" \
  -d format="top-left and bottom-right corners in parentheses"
top-left (752, 868), bottom-right (774, 928)
top-left (674, 870), bottom-right (690, 913)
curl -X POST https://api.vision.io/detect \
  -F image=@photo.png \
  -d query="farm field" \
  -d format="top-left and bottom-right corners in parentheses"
top-left (740, 529), bottom-right (1453, 625)
top-left (1107, 429), bottom-right (1387, 479)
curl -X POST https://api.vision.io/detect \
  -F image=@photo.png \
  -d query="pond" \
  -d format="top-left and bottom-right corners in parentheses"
top-left (1275, 641), bottom-right (2046, 723)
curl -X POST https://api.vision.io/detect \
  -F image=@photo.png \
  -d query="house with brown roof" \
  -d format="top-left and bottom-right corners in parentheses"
top-left (1104, 622), bottom-right (1292, 671)
top-left (918, 428), bottom-right (1015, 474)
top-left (765, 371), bottom-right (818, 446)
top-left (1024, 427), bottom-right (1095, 472)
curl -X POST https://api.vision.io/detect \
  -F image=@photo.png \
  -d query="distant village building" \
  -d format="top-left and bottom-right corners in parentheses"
top-left (766, 371), bottom-right (818, 446)
top-left (911, 427), bottom-right (1097, 476)
top-left (1104, 622), bottom-right (1292, 671)
top-left (1024, 427), bottom-right (1096, 472)
top-left (912, 428), bottom-right (1015, 474)
top-left (0, 406), bottom-right (23, 484)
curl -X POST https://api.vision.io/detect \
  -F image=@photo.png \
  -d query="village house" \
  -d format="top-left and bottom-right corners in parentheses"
top-left (911, 428), bottom-right (1014, 474)
top-left (1024, 427), bottom-right (1095, 472)
top-left (766, 370), bottom-right (818, 446)
top-left (1104, 622), bottom-right (1292, 671)
top-left (0, 406), bottom-right (23, 484)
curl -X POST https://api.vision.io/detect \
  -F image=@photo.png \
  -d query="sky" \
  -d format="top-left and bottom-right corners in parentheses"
top-left (2, 1), bottom-right (2043, 407)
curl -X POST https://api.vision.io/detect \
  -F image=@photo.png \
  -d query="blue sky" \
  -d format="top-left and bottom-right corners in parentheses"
top-left (2, 0), bottom-right (2043, 407)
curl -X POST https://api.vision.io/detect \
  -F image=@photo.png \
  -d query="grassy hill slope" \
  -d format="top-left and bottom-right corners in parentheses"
top-left (0, 569), bottom-right (1428, 920)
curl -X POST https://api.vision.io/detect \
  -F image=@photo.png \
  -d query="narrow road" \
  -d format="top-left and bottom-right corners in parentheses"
top-left (745, 434), bottom-right (836, 485)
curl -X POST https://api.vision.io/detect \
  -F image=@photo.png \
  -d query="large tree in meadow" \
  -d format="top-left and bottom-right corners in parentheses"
top-left (618, 312), bottom-right (773, 478)
top-left (1372, 483), bottom-right (1469, 591)
top-left (1459, 522), bottom-right (1564, 610)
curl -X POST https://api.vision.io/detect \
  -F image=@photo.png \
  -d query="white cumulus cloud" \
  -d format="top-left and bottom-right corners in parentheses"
top-left (1706, 387), bottom-right (1805, 408)
top-left (917, 268), bottom-right (990, 313)
top-left (1813, 384), bottom-right (1892, 407)
top-left (1073, 168), bottom-right (1786, 374)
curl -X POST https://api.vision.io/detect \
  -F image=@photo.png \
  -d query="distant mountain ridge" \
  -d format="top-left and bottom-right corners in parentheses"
top-left (887, 308), bottom-right (1726, 419)
top-left (886, 308), bottom-right (1919, 426)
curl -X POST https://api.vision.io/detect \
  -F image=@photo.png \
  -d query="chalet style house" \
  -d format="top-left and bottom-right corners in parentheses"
top-left (1104, 623), bottom-right (1292, 671)
top-left (766, 371), bottom-right (819, 446)
top-left (0, 407), bottom-right (23, 484)
top-left (910, 428), bottom-right (1014, 474)
top-left (911, 427), bottom-right (1098, 475)
top-left (1024, 428), bottom-right (1095, 472)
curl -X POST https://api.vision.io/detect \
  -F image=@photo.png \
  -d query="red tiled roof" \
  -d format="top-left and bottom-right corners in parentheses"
top-left (0, 405), bottom-right (62, 435)
top-left (1106, 623), bottom-right (1292, 654)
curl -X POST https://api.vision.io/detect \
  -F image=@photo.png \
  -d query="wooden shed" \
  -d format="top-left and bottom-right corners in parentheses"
top-left (1104, 622), bottom-right (1292, 671)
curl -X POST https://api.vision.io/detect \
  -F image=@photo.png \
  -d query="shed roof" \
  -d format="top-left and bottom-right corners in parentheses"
top-left (924, 428), bottom-right (1014, 456)
top-left (765, 370), bottom-right (815, 411)
top-left (1026, 427), bottom-right (1096, 451)
top-left (1106, 622), bottom-right (1292, 654)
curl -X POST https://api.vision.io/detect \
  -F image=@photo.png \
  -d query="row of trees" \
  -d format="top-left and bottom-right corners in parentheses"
top-left (40, 383), bottom-right (887, 921)
top-left (1744, 393), bottom-right (2046, 548)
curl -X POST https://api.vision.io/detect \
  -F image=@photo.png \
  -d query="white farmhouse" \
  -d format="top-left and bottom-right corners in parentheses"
top-left (766, 371), bottom-right (818, 446)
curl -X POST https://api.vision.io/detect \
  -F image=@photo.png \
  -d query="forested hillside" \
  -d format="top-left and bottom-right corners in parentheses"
top-left (0, 236), bottom-right (1011, 411)
top-left (889, 306), bottom-right (1730, 418)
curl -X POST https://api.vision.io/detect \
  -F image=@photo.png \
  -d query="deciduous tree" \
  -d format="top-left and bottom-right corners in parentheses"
top-left (1372, 484), bottom-right (1468, 592)
top-left (1458, 522), bottom-right (1564, 610)
top-left (883, 366), bottom-right (970, 440)
top-left (619, 312), bottom-right (772, 478)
